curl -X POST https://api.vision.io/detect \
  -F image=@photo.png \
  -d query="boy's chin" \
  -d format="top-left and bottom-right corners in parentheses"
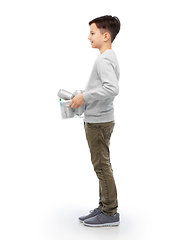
top-left (91, 45), bottom-right (98, 49)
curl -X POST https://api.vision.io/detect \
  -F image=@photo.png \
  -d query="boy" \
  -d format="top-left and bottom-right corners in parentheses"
top-left (69, 15), bottom-right (121, 227)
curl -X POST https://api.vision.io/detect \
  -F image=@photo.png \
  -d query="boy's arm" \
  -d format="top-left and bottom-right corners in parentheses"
top-left (83, 58), bottom-right (119, 102)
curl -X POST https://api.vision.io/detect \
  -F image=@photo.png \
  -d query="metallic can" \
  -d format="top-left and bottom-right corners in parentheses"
top-left (57, 89), bottom-right (74, 100)
top-left (75, 104), bottom-right (85, 116)
top-left (74, 90), bottom-right (83, 95)
top-left (74, 90), bottom-right (85, 116)
top-left (60, 100), bottom-right (74, 118)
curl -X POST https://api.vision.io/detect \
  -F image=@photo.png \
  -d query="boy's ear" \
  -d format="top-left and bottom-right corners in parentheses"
top-left (103, 32), bottom-right (111, 42)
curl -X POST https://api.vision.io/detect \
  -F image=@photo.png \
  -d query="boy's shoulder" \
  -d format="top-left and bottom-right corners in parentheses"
top-left (95, 50), bottom-right (120, 78)
top-left (95, 49), bottom-right (118, 66)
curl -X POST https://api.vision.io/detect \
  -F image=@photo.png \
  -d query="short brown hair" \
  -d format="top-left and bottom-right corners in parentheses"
top-left (89, 15), bottom-right (121, 42)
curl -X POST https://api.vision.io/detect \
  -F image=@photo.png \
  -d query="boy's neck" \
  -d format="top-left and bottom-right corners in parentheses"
top-left (99, 45), bottom-right (112, 54)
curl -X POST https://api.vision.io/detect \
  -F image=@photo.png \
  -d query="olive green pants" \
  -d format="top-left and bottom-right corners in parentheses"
top-left (84, 121), bottom-right (118, 216)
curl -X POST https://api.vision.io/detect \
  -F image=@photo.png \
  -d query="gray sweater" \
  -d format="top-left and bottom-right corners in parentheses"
top-left (83, 49), bottom-right (120, 123)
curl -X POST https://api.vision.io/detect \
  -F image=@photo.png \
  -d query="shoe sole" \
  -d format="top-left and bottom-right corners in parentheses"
top-left (83, 221), bottom-right (120, 227)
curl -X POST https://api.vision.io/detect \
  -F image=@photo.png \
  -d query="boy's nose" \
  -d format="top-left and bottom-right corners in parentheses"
top-left (88, 35), bottom-right (91, 40)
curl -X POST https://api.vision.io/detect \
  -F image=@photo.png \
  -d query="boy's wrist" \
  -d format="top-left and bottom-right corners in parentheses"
top-left (83, 92), bottom-right (89, 102)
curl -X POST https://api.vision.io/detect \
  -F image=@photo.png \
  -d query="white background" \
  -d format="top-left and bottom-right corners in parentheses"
top-left (0, 0), bottom-right (170, 239)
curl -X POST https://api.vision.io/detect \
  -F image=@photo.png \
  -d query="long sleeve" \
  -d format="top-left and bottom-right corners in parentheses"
top-left (83, 58), bottom-right (119, 102)
top-left (83, 49), bottom-right (120, 123)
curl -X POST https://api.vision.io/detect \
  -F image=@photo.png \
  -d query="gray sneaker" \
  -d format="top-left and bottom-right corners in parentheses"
top-left (83, 212), bottom-right (120, 227)
top-left (79, 208), bottom-right (102, 223)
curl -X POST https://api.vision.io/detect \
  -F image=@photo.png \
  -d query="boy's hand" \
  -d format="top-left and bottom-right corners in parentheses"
top-left (69, 94), bottom-right (85, 109)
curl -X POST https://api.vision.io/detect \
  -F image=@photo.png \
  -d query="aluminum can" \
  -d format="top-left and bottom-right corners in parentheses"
top-left (60, 100), bottom-right (74, 118)
top-left (74, 90), bottom-right (85, 116)
top-left (74, 90), bottom-right (83, 95)
top-left (57, 89), bottom-right (74, 100)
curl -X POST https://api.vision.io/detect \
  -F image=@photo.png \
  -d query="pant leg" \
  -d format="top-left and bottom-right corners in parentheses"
top-left (84, 121), bottom-right (118, 216)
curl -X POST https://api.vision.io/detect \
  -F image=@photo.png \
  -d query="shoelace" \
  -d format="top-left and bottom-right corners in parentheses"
top-left (89, 208), bottom-right (98, 213)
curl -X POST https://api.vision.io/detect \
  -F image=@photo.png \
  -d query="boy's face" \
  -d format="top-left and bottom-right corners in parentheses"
top-left (88, 23), bottom-right (105, 49)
